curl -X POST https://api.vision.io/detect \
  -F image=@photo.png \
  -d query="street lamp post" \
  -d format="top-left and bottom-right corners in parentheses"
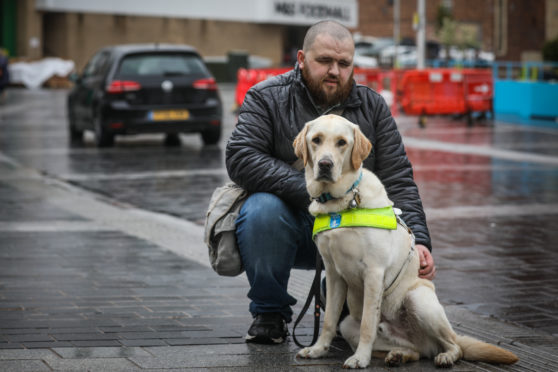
top-left (393, 0), bottom-right (400, 69)
top-left (417, 0), bottom-right (426, 69)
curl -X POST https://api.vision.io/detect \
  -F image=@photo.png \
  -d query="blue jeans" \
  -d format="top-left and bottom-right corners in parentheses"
top-left (236, 192), bottom-right (317, 323)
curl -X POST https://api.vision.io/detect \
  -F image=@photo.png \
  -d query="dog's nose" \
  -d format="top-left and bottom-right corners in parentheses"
top-left (318, 158), bottom-right (333, 171)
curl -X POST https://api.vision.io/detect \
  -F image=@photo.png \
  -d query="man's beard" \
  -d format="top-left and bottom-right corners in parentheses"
top-left (301, 65), bottom-right (353, 108)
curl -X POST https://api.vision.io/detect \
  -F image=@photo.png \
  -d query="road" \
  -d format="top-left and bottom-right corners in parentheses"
top-left (1, 84), bottom-right (558, 370)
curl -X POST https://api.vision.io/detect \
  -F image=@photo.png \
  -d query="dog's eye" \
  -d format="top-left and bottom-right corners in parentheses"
top-left (337, 139), bottom-right (347, 147)
top-left (312, 137), bottom-right (321, 145)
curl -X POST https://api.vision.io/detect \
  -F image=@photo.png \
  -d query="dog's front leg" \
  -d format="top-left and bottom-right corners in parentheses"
top-left (343, 268), bottom-right (384, 369)
top-left (297, 262), bottom-right (347, 359)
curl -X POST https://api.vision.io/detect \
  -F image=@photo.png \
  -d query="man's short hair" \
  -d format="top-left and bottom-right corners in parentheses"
top-left (302, 20), bottom-right (353, 52)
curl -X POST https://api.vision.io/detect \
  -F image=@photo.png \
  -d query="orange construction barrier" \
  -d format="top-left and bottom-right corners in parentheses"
top-left (463, 69), bottom-right (493, 114)
top-left (399, 68), bottom-right (493, 126)
top-left (234, 67), bottom-right (383, 109)
top-left (377, 70), bottom-right (402, 117)
top-left (235, 68), bottom-right (291, 108)
top-left (353, 68), bottom-right (381, 90)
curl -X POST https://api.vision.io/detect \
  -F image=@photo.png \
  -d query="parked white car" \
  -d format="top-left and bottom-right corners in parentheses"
top-left (379, 45), bottom-right (417, 67)
top-left (438, 47), bottom-right (494, 63)
top-left (353, 53), bottom-right (378, 68)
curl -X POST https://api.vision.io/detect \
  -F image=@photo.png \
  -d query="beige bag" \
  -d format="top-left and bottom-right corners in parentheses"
top-left (204, 182), bottom-right (247, 276)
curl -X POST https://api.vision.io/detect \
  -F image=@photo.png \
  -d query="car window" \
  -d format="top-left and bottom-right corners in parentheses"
top-left (116, 53), bottom-right (208, 77)
top-left (82, 52), bottom-right (102, 77)
top-left (82, 50), bottom-right (111, 77)
top-left (96, 52), bottom-right (112, 76)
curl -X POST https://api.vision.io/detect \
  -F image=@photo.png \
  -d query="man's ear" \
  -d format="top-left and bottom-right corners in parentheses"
top-left (297, 50), bottom-right (305, 69)
top-left (293, 123), bottom-right (310, 166)
top-left (351, 125), bottom-right (372, 170)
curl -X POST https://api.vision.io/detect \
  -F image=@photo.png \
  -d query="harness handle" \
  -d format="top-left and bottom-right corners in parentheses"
top-left (292, 251), bottom-right (322, 348)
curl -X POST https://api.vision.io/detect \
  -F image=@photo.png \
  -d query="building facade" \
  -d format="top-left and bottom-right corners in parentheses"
top-left (357, 0), bottom-right (550, 62)
top-left (0, 0), bottom-right (554, 70)
top-left (8, 0), bottom-right (358, 69)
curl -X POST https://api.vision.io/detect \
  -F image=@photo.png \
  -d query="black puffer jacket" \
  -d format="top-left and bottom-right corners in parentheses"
top-left (226, 65), bottom-right (431, 250)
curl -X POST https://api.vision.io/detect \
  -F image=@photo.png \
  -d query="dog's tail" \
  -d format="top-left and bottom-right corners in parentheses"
top-left (456, 335), bottom-right (519, 365)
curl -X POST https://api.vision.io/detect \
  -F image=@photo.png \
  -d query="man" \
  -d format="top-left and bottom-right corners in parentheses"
top-left (226, 20), bottom-right (435, 345)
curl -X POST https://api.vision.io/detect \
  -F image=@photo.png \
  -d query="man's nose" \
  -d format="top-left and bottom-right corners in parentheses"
top-left (328, 63), bottom-right (339, 76)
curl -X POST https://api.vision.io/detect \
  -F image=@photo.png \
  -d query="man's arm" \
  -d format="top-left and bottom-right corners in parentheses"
top-left (368, 98), bottom-right (435, 279)
top-left (370, 98), bottom-right (432, 251)
top-left (226, 88), bottom-right (309, 208)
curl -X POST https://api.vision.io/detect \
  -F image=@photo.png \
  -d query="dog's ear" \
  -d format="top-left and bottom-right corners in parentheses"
top-left (351, 125), bottom-right (372, 170)
top-left (293, 123), bottom-right (310, 166)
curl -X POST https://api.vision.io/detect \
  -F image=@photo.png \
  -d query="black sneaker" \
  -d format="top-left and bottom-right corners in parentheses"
top-left (245, 313), bottom-right (288, 344)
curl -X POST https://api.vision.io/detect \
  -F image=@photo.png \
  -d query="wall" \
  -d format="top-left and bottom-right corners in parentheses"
top-left (449, 0), bottom-right (494, 51)
top-left (494, 80), bottom-right (558, 119)
top-left (42, 13), bottom-right (285, 70)
top-left (13, 0), bottom-right (555, 67)
top-left (16, 0), bottom-right (42, 59)
top-left (356, 0), bottom-right (494, 50)
top-left (505, 0), bottom-right (546, 61)
top-left (547, 0), bottom-right (558, 40)
top-left (355, 0), bottom-right (548, 61)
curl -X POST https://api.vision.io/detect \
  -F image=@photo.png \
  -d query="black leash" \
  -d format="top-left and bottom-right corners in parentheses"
top-left (292, 251), bottom-right (323, 348)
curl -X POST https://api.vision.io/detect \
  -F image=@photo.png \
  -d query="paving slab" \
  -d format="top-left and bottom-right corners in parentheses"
top-left (0, 359), bottom-right (52, 372)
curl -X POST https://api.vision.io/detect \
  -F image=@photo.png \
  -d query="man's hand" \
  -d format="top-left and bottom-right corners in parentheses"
top-left (416, 244), bottom-right (436, 280)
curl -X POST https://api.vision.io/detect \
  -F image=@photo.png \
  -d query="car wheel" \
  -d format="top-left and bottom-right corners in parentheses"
top-left (68, 110), bottom-right (83, 143)
top-left (94, 116), bottom-right (114, 147)
top-left (201, 128), bottom-right (221, 145)
top-left (164, 133), bottom-right (181, 147)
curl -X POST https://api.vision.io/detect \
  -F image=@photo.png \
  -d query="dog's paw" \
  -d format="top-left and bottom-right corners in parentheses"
top-left (434, 352), bottom-right (454, 368)
top-left (297, 345), bottom-right (328, 359)
top-left (343, 354), bottom-right (370, 369)
top-left (385, 350), bottom-right (403, 367)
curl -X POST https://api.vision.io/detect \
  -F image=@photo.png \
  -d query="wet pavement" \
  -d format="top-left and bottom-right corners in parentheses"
top-left (0, 86), bottom-right (558, 371)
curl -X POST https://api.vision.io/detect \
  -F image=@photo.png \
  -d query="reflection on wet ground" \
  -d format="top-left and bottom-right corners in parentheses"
top-left (409, 149), bottom-right (558, 208)
top-left (82, 174), bottom-right (229, 225)
top-left (431, 213), bottom-right (558, 335)
top-left (1, 87), bottom-right (557, 337)
top-left (399, 115), bottom-right (558, 157)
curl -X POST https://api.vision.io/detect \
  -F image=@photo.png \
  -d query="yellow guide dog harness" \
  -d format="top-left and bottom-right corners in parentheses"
top-left (312, 206), bottom-right (397, 239)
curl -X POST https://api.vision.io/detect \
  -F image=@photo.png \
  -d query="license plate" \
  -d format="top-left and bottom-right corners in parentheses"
top-left (150, 109), bottom-right (189, 121)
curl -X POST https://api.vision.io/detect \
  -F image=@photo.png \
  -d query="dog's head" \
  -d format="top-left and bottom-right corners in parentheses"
top-left (293, 115), bottom-right (372, 188)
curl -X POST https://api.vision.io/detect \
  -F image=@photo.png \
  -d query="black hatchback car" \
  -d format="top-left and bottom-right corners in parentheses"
top-left (68, 44), bottom-right (222, 147)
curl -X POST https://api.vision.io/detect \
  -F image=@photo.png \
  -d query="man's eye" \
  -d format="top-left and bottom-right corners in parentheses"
top-left (312, 137), bottom-right (321, 145)
top-left (337, 139), bottom-right (347, 146)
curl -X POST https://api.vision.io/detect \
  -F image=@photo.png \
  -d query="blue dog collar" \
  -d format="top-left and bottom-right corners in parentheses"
top-left (313, 171), bottom-right (362, 204)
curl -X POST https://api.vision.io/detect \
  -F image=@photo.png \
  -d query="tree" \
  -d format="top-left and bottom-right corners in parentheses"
top-left (542, 37), bottom-right (558, 62)
top-left (438, 17), bottom-right (457, 62)
top-left (436, 4), bottom-right (453, 32)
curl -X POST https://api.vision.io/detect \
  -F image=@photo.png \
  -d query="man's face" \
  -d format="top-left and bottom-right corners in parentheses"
top-left (298, 33), bottom-right (354, 107)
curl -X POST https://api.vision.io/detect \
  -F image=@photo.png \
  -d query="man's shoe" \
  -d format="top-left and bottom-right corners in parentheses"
top-left (245, 313), bottom-right (288, 344)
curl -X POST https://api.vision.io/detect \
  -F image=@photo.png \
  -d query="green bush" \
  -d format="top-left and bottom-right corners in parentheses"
top-left (542, 37), bottom-right (558, 62)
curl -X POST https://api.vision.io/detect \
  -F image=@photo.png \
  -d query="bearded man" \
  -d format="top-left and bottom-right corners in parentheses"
top-left (226, 20), bottom-right (435, 344)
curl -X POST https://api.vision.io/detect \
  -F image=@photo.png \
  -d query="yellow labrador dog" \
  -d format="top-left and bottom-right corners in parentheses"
top-left (293, 115), bottom-right (518, 369)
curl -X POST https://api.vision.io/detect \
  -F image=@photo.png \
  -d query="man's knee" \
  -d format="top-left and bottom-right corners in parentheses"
top-left (239, 192), bottom-right (291, 229)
